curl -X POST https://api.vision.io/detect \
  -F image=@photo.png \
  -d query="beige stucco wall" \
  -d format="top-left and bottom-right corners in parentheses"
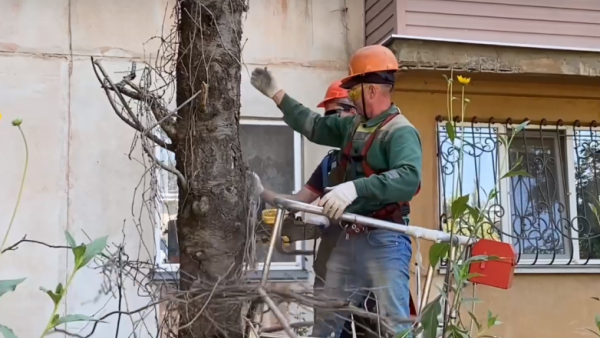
top-left (0, 0), bottom-right (364, 336)
top-left (394, 71), bottom-right (600, 338)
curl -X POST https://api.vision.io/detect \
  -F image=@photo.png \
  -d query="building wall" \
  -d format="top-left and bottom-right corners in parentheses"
top-left (0, 0), bottom-right (364, 337)
top-left (393, 71), bottom-right (600, 338)
top-left (366, 0), bottom-right (600, 49)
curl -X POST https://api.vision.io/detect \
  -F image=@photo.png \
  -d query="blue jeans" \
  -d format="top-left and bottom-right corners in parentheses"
top-left (312, 229), bottom-right (412, 338)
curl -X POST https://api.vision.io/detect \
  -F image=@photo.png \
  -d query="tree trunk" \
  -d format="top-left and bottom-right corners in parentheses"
top-left (175, 0), bottom-right (248, 337)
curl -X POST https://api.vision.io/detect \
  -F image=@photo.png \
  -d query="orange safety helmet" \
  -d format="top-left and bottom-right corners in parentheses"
top-left (340, 45), bottom-right (398, 87)
top-left (317, 80), bottom-right (349, 108)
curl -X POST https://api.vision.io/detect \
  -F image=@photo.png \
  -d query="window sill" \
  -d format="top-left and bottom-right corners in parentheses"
top-left (151, 266), bottom-right (310, 283)
top-left (438, 264), bottom-right (600, 275)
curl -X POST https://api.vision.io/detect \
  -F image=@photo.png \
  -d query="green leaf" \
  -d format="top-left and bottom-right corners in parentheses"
top-left (487, 310), bottom-right (501, 328)
top-left (511, 155), bottom-right (523, 169)
top-left (420, 295), bottom-right (442, 338)
top-left (0, 325), bottom-right (18, 338)
top-left (40, 287), bottom-right (61, 305)
top-left (65, 231), bottom-right (76, 248)
top-left (468, 311), bottom-right (481, 331)
top-left (488, 188), bottom-right (499, 202)
top-left (51, 314), bottom-right (60, 327)
top-left (514, 120), bottom-right (529, 133)
top-left (595, 313), bottom-right (600, 332)
top-left (0, 279), bottom-right (26, 299)
top-left (447, 324), bottom-right (469, 338)
top-left (446, 121), bottom-right (456, 142)
top-left (465, 272), bottom-right (485, 280)
top-left (73, 245), bottom-right (86, 268)
top-left (452, 265), bottom-right (463, 285)
top-left (429, 243), bottom-right (450, 269)
top-left (78, 236), bottom-right (108, 269)
top-left (55, 283), bottom-right (63, 295)
top-left (451, 194), bottom-right (470, 219)
top-left (55, 314), bottom-right (97, 326)
top-left (501, 169), bottom-right (533, 180)
top-left (394, 328), bottom-right (412, 338)
top-left (47, 314), bottom-right (100, 330)
top-left (466, 205), bottom-right (481, 224)
top-left (585, 328), bottom-right (600, 337)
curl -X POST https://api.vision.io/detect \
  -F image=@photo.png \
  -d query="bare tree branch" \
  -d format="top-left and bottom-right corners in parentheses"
top-left (91, 57), bottom-right (189, 194)
top-left (91, 57), bottom-right (177, 149)
top-left (258, 287), bottom-right (298, 338)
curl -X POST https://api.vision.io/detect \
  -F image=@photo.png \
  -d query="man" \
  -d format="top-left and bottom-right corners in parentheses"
top-left (251, 79), bottom-right (357, 299)
top-left (250, 45), bottom-right (422, 337)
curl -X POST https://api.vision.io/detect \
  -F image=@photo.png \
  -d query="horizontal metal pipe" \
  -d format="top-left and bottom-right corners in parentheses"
top-left (273, 197), bottom-right (475, 246)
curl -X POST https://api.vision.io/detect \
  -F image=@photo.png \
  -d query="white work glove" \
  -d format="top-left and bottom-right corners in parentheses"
top-left (250, 67), bottom-right (281, 98)
top-left (248, 171), bottom-right (264, 196)
top-left (318, 181), bottom-right (358, 219)
top-left (300, 198), bottom-right (330, 229)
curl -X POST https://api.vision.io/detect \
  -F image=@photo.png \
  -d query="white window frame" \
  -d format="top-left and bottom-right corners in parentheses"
top-left (437, 121), bottom-right (600, 273)
top-left (153, 118), bottom-right (305, 274)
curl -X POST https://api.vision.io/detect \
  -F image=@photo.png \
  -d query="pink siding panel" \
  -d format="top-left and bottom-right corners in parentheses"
top-left (395, 0), bottom-right (600, 49)
top-left (365, 0), bottom-right (398, 45)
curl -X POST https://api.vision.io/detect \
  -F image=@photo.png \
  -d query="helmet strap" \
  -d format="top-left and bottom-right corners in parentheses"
top-left (360, 83), bottom-right (370, 119)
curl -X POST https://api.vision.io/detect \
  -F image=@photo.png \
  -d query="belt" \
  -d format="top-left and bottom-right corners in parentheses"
top-left (342, 207), bottom-right (410, 236)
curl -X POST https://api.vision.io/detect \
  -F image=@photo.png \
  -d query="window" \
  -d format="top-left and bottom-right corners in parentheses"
top-left (154, 119), bottom-right (305, 274)
top-left (437, 120), bottom-right (600, 271)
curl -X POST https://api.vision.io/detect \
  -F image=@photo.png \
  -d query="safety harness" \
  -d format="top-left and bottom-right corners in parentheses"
top-left (339, 110), bottom-right (422, 231)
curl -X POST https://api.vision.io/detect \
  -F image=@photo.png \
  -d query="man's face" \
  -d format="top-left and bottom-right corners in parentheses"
top-left (324, 101), bottom-right (356, 118)
top-left (347, 83), bottom-right (379, 116)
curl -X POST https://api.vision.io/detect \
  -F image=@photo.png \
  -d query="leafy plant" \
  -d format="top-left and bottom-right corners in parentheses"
top-left (0, 118), bottom-right (108, 337)
top-left (37, 232), bottom-right (108, 337)
top-left (412, 72), bottom-right (531, 337)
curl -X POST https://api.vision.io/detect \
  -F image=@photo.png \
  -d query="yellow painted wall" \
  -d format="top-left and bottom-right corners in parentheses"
top-left (394, 71), bottom-right (600, 338)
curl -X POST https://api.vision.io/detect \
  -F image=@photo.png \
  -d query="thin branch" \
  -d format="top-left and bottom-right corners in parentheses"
top-left (258, 287), bottom-right (298, 338)
top-left (144, 85), bottom-right (204, 135)
top-left (261, 321), bottom-right (314, 334)
top-left (1, 236), bottom-right (71, 253)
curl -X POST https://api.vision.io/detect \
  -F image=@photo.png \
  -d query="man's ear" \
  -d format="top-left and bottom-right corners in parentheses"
top-left (369, 84), bottom-right (378, 98)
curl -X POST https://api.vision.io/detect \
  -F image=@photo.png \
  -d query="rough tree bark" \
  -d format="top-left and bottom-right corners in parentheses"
top-left (175, 0), bottom-right (248, 337)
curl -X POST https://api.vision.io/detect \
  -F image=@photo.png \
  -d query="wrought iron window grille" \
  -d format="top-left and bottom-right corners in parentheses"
top-left (436, 116), bottom-right (600, 268)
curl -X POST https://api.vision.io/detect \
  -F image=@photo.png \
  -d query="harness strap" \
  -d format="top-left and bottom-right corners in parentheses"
top-left (321, 152), bottom-right (335, 190)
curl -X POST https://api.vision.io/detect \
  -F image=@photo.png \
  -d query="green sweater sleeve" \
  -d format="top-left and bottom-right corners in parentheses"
top-left (278, 94), bottom-right (353, 148)
top-left (353, 126), bottom-right (422, 203)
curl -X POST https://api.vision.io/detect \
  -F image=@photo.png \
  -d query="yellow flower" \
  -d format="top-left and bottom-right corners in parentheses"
top-left (0, 112), bottom-right (2, 121)
top-left (457, 75), bottom-right (471, 85)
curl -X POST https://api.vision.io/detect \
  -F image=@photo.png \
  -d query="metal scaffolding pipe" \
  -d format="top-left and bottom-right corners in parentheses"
top-left (273, 197), bottom-right (474, 246)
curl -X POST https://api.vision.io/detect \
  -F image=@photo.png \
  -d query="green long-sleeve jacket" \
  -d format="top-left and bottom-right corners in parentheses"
top-left (279, 94), bottom-right (422, 216)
